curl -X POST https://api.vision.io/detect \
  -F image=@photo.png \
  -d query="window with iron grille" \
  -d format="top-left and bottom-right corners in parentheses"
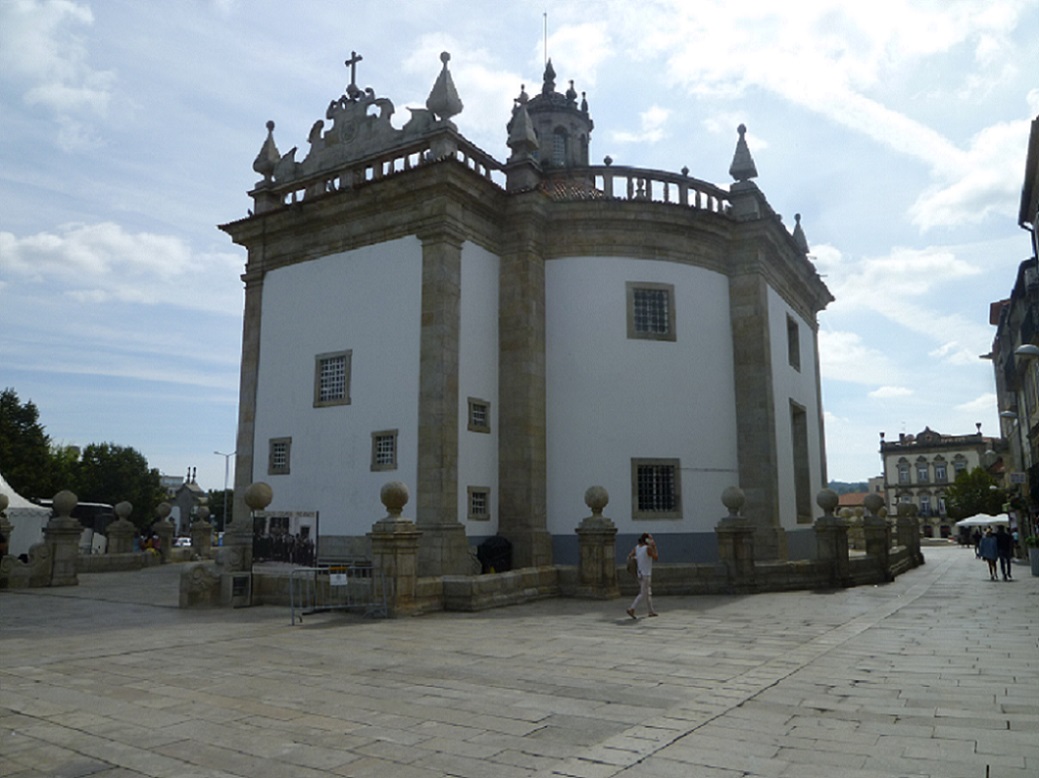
top-left (631, 458), bottom-right (681, 519)
top-left (467, 486), bottom-right (490, 520)
top-left (370, 429), bottom-right (397, 471)
top-left (626, 282), bottom-right (676, 341)
top-left (314, 351), bottom-right (351, 407)
top-left (268, 437), bottom-right (291, 475)
top-left (787, 315), bottom-right (801, 371)
top-left (467, 398), bottom-right (491, 433)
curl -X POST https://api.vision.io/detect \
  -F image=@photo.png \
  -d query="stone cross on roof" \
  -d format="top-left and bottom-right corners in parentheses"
top-left (345, 50), bottom-right (363, 99)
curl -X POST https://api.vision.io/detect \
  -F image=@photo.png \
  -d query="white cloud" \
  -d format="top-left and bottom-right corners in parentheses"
top-left (818, 329), bottom-right (897, 384)
top-left (613, 105), bottom-right (671, 144)
top-left (956, 393), bottom-right (999, 416)
top-left (869, 386), bottom-right (914, 399)
top-left (0, 0), bottom-right (115, 149)
top-left (0, 223), bottom-right (242, 313)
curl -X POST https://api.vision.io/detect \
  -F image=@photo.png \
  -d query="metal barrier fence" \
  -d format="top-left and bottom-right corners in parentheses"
top-left (288, 563), bottom-right (388, 624)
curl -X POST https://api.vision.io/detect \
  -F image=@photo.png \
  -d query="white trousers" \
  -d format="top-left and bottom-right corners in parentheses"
top-left (629, 574), bottom-right (654, 614)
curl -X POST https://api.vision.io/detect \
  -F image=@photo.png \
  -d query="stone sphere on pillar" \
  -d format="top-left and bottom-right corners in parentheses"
top-left (863, 492), bottom-right (885, 517)
top-left (244, 481), bottom-right (273, 512)
top-left (380, 481), bottom-right (409, 517)
top-left (584, 486), bottom-right (608, 516)
top-left (816, 489), bottom-right (839, 515)
top-left (197, 506), bottom-right (210, 522)
top-left (54, 490), bottom-right (78, 517)
top-left (721, 485), bottom-right (745, 516)
top-left (0, 493), bottom-right (9, 513)
top-left (115, 501), bottom-right (132, 521)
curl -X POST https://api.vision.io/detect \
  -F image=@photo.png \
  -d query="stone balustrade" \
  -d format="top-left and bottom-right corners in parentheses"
top-left (542, 165), bottom-right (731, 214)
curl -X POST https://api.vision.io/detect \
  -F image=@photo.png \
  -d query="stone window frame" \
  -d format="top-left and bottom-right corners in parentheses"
top-left (370, 429), bottom-right (398, 471)
top-left (897, 459), bottom-right (910, 484)
top-left (915, 458), bottom-right (930, 483)
top-left (313, 350), bottom-right (352, 408)
top-left (786, 314), bottom-right (801, 371)
top-left (626, 282), bottom-right (676, 342)
top-left (934, 458), bottom-right (948, 483)
top-left (268, 437), bottom-right (292, 476)
top-left (467, 486), bottom-right (490, 521)
top-left (953, 456), bottom-right (968, 475)
top-left (551, 127), bottom-right (568, 166)
top-left (631, 457), bottom-right (682, 519)
top-left (467, 397), bottom-right (491, 434)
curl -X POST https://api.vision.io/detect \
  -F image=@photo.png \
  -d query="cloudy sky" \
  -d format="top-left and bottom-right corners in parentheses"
top-left (1, 0), bottom-right (1036, 496)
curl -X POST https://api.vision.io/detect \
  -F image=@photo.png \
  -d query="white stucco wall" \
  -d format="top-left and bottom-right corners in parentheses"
top-left (545, 257), bottom-right (740, 537)
top-left (457, 242), bottom-right (500, 535)
top-left (768, 287), bottom-right (825, 529)
top-left (253, 237), bottom-right (423, 537)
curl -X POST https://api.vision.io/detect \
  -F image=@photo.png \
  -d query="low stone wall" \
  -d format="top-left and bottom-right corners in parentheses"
top-left (442, 566), bottom-right (560, 611)
top-left (77, 551), bottom-right (161, 573)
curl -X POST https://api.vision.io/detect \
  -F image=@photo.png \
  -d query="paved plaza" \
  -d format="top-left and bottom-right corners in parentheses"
top-left (1, 543), bottom-right (1036, 778)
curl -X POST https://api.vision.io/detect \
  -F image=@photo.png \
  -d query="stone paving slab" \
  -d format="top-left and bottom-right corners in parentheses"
top-left (1, 545), bottom-right (1036, 777)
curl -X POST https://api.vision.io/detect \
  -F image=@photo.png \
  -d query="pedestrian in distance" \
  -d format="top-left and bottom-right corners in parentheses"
top-left (994, 524), bottom-right (1014, 581)
top-left (978, 528), bottom-right (998, 581)
top-left (626, 532), bottom-right (658, 619)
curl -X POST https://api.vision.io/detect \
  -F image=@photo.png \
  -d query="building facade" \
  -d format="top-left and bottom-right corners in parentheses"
top-left (220, 53), bottom-right (833, 575)
top-left (879, 426), bottom-right (1004, 538)
top-left (988, 114), bottom-right (1039, 541)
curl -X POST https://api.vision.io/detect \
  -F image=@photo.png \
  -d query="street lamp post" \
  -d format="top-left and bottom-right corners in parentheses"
top-left (214, 450), bottom-right (235, 530)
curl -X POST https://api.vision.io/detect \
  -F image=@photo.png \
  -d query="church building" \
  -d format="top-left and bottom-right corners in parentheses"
top-left (220, 52), bottom-right (834, 576)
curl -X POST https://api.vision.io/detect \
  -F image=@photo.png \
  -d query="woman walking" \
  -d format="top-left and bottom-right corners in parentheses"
top-left (626, 533), bottom-right (659, 619)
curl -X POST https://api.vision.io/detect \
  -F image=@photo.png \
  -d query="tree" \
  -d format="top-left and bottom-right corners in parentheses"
top-left (206, 488), bottom-right (233, 531)
top-left (73, 443), bottom-right (166, 530)
top-left (944, 467), bottom-right (1006, 520)
top-left (0, 388), bottom-right (53, 498)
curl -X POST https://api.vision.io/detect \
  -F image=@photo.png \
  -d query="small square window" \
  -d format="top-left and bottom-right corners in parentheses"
top-left (467, 398), bottom-right (491, 433)
top-left (467, 486), bottom-right (490, 520)
top-left (314, 351), bottom-right (351, 407)
top-left (627, 282), bottom-right (676, 341)
top-left (631, 458), bottom-right (681, 519)
top-left (370, 430), bottom-right (398, 471)
top-left (268, 437), bottom-right (291, 475)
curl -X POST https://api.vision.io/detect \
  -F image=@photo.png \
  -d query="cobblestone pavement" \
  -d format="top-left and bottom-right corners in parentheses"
top-left (1, 544), bottom-right (1036, 778)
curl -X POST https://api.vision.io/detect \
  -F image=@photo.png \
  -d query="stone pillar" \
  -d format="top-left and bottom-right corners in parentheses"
top-left (106, 501), bottom-right (136, 554)
top-left (862, 492), bottom-right (892, 581)
top-left (45, 490), bottom-right (82, 586)
top-left (151, 503), bottom-right (175, 563)
top-left (415, 229), bottom-right (471, 577)
top-left (223, 482), bottom-right (269, 573)
top-left (896, 502), bottom-right (923, 566)
top-left (369, 481), bottom-right (423, 617)
top-left (715, 486), bottom-right (757, 590)
top-left (190, 507), bottom-right (213, 558)
top-left (574, 486), bottom-right (620, 599)
top-left (498, 193), bottom-right (553, 569)
top-left (813, 489), bottom-right (849, 587)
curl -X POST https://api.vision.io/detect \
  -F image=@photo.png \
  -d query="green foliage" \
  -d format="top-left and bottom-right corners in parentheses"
top-left (205, 488), bottom-right (233, 531)
top-left (944, 467), bottom-right (1006, 520)
top-left (827, 481), bottom-right (869, 495)
top-left (72, 443), bottom-right (166, 530)
top-left (0, 388), bottom-right (54, 498)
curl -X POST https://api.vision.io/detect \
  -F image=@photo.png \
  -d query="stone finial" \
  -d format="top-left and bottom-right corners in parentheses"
top-left (54, 490), bottom-right (78, 518)
top-left (0, 493), bottom-right (8, 514)
top-left (728, 123), bottom-right (758, 182)
top-left (580, 91), bottom-right (588, 113)
top-left (816, 488), bottom-right (839, 518)
top-left (863, 492), bottom-right (885, 518)
top-left (566, 79), bottom-right (577, 105)
top-left (196, 506), bottom-right (210, 522)
top-left (584, 486), bottom-right (609, 517)
top-left (603, 155), bottom-right (613, 166)
top-left (380, 481), bottom-right (410, 518)
top-left (426, 51), bottom-right (463, 123)
top-left (244, 482), bottom-right (273, 512)
top-left (115, 501), bottom-right (132, 521)
top-left (542, 58), bottom-right (556, 95)
top-left (721, 485), bottom-right (745, 518)
top-left (792, 213), bottom-right (809, 254)
top-left (252, 121), bottom-right (281, 183)
top-left (507, 99), bottom-right (539, 160)
top-left (155, 502), bottom-right (172, 521)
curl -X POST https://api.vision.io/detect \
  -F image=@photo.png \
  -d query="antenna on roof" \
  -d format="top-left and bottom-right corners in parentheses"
top-left (543, 12), bottom-right (548, 66)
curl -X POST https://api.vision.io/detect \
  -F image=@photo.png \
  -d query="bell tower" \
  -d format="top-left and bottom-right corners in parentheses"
top-left (516, 59), bottom-right (594, 169)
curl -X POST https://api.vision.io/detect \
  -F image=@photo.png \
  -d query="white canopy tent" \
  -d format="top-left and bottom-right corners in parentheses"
top-left (953, 515), bottom-right (1010, 528)
top-left (0, 471), bottom-right (51, 557)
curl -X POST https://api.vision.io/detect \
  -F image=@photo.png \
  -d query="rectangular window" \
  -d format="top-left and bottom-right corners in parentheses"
top-left (314, 351), bottom-right (351, 407)
top-left (268, 437), bottom-right (291, 475)
top-left (953, 460), bottom-right (967, 475)
top-left (790, 402), bottom-right (811, 523)
top-left (916, 463), bottom-right (929, 483)
top-left (919, 495), bottom-right (932, 516)
top-left (467, 486), bottom-right (490, 520)
top-left (467, 398), bottom-right (491, 433)
top-left (631, 458), bottom-right (681, 519)
top-left (787, 315), bottom-right (801, 371)
top-left (898, 463), bottom-right (910, 484)
top-left (934, 463), bottom-right (947, 482)
top-left (626, 282), bottom-right (676, 341)
top-left (370, 429), bottom-right (397, 471)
